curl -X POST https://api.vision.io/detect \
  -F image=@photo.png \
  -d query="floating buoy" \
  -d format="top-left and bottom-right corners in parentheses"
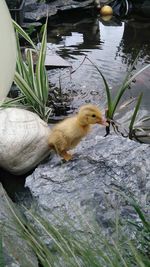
top-left (100, 5), bottom-right (113, 16)
top-left (101, 15), bottom-right (113, 22)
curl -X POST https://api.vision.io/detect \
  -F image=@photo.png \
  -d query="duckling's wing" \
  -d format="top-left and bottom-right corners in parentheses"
top-left (48, 129), bottom-right (69, 153)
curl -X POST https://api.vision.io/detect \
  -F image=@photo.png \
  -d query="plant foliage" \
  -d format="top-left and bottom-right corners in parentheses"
top-left (1, 20), bottom-right (52, 121)
top-left (87, 57), bottom-right (150, 138)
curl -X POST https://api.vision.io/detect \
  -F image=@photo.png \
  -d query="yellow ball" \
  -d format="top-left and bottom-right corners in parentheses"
top-left (100, 5), bottom-right (113, 16)
top-left (101, 15), bottom-right (112, 21)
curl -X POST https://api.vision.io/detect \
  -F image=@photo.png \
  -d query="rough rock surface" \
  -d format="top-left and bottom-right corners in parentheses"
top-left (26, 133), bottom-right (150, 230)
top-left (0, 183), bottom-right (38, 267)
top-left (25, 0), bottom-right (94, 21)
top-left (0, 108), bottom-right (50, 175)
top-left (24, 0), bottom-right (150, 22)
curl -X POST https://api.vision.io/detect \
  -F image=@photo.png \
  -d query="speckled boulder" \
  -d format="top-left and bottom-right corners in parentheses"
top-left (26, 134), bottom-right (150, 230)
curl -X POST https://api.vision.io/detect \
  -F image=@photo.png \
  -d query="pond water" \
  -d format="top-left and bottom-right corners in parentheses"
top-left (47, 12), bottom-right (150, 128)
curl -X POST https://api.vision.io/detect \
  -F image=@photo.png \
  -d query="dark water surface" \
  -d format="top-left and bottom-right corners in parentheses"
top-left (47, 13), bottom-right (150, 125)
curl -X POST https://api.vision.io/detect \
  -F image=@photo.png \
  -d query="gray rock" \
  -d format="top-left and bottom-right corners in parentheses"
top-left (25, 0), bottom-right (94, 21)
top-left (0, 183), bottom-right (38, 267)
top-left (25, 133), bottom-right (150, 231)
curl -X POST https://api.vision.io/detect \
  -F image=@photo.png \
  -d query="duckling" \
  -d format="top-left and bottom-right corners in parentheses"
top-left (48, 104), bottom-right (108, 161)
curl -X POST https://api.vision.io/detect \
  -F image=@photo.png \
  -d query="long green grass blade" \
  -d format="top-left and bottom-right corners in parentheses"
top-left (111, 240), bottom-right (129, 267)
top-left (16, 34), bottom-right (33, 89)
top-left (112, 64), bottom-right (150, 118)
top-left (97, 70), bottom-right (112, 117)
top-left (45, 107), bottom-right (52, 121)
top-left (138, 116), bottom-right (150, 123)
top-left (26, 209), bottom-right (82, 267)
top-left (26, 49), bottom-right (37, 93)
top-left (132, 202), bottom-right (150, 230)
top-left (2, 189), bottom-right (54, 267)
top-left (129, 93), bottom-right (143, 139)
top-left (129, 242), bottom-right (146, 267)
top-left (1, 96), bottom-right (26, 108)
top-left (13, 21), bottom-right (50, 120)
top-left (87, 57), bottom-right (112, 117)
top-left (21, 61), bottom-right (32, 87)
top-left (15, 32), bottom-right (24, 76)
top-left (36, 21), bottom-right (48, 103)
top-left (13, 20), bottom-right (36, 50)
top-left (111, 82), bottom-right (130, 118)
top-left (14, 72), bottom-right (44, 108)
top-left (2, 186), bottom-right (149, 267)
top-left (125, 64), bottom-right (150, 89)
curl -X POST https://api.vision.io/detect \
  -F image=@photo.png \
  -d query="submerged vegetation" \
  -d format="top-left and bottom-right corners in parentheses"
top-left (86, 57), bottom-right (150, 140)
top-left (1, 187), bottom-right (150, 267)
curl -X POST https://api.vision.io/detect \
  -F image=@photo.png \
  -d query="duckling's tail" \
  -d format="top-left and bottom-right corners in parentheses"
top-left (49, 142), bottom-right (63, 158)
top-left (48, 142), bottom-right (56, 152)
top-left (48, 137), bottom-right (60, 155)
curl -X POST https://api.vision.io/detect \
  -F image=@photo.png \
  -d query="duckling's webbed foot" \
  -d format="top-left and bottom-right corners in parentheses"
top-left (48, 129), bottom-right (72, 161)
top-left (60, 151), bottom-right (72, 161)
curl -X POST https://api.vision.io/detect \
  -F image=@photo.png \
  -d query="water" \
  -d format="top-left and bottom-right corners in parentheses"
top-left (47, 13), bottom-right (150, 125)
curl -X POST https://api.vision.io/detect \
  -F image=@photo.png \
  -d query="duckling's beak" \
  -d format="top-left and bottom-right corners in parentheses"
top-left (97, 117), bottom-right (109, 126)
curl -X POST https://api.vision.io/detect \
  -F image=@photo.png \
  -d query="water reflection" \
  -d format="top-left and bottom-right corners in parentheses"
top-left (47, 14), bottom-right (150, 117)
top-left (63, 32), bottom-right (84, 47)
top-left (48, 15), bottom-right (150, 64)
top-left (48, 17), bottom-right (101, 52)
top-left (117, 19), bottom-right (150, 65)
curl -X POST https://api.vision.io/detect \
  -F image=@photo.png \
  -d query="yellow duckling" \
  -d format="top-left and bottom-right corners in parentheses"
top-left (48, 104), bottom-right (108, 161)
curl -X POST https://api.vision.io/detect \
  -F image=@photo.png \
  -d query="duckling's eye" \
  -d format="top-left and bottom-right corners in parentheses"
top-left (92, 114), bottom-right (96, 118)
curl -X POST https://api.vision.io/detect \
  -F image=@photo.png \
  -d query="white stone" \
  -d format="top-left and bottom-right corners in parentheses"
top-left (0, 0), bottom-right (16, 103)
top-left (0, 108), bottom-right (51, 174)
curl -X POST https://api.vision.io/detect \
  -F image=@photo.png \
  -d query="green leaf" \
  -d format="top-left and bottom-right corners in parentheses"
top-left (26, 49), bottom-right (37, 93)
top-left (1, 96), bottom-right (26, 108)
top-left (111, 83), bottom-right (130, 117)
top-left (35, 21), bottom-right (48, 104)
top-left (14, 71), bottom-right (44, 108)
top-left (125, 64), bottom-right (150, 89)
top-left (112, 64), bottom-right (150, 118)
top-left (96, 69), bottom-right (112, 118)
top-left (128, 241), bottom-right (146, 267)
top-left (12, 20), bottom-right (50, 120)
top-left (132, 202), bottom-right (150, 230)
top-left (129, 93), bottom-right (143, 139)
top-left (15, 32), bottom-right (24, 77)
top-left (86, 57), bottom-right (112, 117)
top-left (13, 20), bottom-right (36, 50)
